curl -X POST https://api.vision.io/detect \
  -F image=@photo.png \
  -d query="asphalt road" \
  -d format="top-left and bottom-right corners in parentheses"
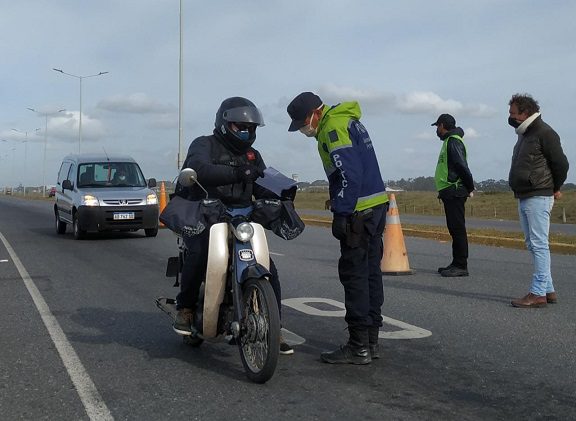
top-left (1, 196), bottom-right (575, 420)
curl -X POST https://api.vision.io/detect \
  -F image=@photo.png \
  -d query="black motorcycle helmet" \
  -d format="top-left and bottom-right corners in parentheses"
top-left (214, 97), bottom-right (264, 152)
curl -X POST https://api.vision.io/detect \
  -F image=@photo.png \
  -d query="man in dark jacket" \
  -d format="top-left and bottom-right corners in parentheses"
top-left (173, 96), bottom-right (293, 354)
top-left (508, 94), bottom-right (569, 308)
top-left (432, 114), bottom-right (474, 277)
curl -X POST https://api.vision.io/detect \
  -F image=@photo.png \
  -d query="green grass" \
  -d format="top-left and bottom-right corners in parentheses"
top-left (298, 214), bottom-right (576, 255)
top-left (296, 190), bottom-right (576, 254)
top-left (294, 191), bottom-right (330, 210)
top-left (401, 223), bottom-right (576, 255)
top-left (295, 190), bottom-right (576, 224)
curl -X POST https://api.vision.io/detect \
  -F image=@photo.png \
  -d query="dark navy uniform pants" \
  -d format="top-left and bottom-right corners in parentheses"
top-left (337, 204), bottom-right (387, 329)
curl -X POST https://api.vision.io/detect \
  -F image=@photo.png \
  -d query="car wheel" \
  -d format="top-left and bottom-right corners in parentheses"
top-left (73, 214), bottom-right (86, 240)
top-left (145, 227), bottom-right (158, 237)
top-left (55, 210), bottom-right (67, 235)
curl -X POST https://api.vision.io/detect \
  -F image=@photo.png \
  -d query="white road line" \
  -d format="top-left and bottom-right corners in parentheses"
top-left (282, 297), bottom-right (432, 340)
top-left (269, 252), bottom-right (284, 256)
top-left (0, 232), bottom-right (113, 421)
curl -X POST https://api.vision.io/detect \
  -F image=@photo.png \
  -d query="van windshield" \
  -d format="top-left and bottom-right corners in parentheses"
top-left (77, 162), bottom-right (147, 188)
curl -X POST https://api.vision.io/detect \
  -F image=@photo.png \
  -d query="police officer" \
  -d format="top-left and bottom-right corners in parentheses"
top-left (287, 92), bottom-right (389, 364)
top-left (431, 114), bottom-right (474, 277)
top-left (173, 97), bottom-right (293, 354)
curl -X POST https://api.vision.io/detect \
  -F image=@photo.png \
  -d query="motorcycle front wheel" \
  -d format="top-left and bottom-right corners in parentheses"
top-left (238, 277), bottom-right (280, 383)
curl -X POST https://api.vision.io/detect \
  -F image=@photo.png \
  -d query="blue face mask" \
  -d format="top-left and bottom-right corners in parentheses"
top-left (236, 130), bottom-right (250, 141)
top-left (231, 122), bottom-right (255, 141)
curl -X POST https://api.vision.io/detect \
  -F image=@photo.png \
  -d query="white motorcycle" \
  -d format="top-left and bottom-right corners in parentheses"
top-left (157, 168), bottom-right (298, 383)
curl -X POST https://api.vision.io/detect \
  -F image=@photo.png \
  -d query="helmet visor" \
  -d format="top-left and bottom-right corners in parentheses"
top-left (222, 106), bottom-right (265, 127)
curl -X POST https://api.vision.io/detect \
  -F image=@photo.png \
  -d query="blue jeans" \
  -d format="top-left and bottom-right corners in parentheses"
top-left (518, 196), bottom-right (555, 296)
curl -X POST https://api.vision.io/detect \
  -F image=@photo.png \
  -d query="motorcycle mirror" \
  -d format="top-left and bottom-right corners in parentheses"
top-left (178, 167), bottom-right (209, 198)
top-left (178, 168), bottom-right (197, 187)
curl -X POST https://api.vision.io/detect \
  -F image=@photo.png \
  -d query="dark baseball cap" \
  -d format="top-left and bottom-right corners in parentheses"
top-left (431, 113), bottom-right (456, 127)
top-left (287, 92), bottom-right (323, 132)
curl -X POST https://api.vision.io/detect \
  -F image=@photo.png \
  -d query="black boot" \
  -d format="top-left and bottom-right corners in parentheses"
top-left (321, 327), bottom-right (371, 365)
top-left (437, 264), bottom-right (455, 274)
top-left (368, 327), bottom-right (380, 360)
top-left (440, 266), bottom-right (469, 277)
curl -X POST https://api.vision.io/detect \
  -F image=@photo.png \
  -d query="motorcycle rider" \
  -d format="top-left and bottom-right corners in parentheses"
top-left (172, 96), bottom-right (293, 354)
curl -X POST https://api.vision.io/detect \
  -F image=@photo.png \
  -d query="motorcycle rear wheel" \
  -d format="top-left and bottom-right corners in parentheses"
top-left (238, 277), bottom-right (280, 384)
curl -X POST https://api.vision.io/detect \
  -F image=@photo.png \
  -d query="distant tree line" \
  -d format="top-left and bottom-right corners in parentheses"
top-left (386, 177), bottom-right (575, 192)
top-left (296, 180), bottom-right (329, 191)
top-left (156, 177), bottom-right (575, 194)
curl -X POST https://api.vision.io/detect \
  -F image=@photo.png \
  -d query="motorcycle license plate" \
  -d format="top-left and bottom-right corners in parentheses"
top-left (113, 212), bottom-right (135, 220)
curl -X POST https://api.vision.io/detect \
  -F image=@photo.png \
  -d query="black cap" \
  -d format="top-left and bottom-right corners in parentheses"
top-left (431, 113), bottom-right (456, 127)
top-left (287, 92), bottom-right (323, 132)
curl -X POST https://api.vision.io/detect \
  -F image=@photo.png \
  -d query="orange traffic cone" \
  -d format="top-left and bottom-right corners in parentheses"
top-left (381, 193), bottom-right (413, 275)
top-left (158, 182), bottom-right (167, 227)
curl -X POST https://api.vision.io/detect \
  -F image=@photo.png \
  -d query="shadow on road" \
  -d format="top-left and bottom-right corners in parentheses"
top-left (384, 274), bottom-right (512, 304)
top-left (67, 306), bottom-right (250, 383)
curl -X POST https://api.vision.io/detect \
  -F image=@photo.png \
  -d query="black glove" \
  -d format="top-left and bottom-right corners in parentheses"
top-left (234, 165), bottom-right (262, 184)
top-left (331, 215), bottom-right (348, 241)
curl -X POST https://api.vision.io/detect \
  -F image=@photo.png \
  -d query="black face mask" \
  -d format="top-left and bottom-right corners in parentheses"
top-left (508, 117), bottom-right (521, 128)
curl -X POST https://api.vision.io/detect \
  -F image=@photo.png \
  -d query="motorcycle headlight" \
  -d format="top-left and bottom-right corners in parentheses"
top-left (146, 193), bottom-right (158, 205)
top-left (81, 194), bottom-right (99, 206)
top-left (234, 222), bottom-right (254, 242)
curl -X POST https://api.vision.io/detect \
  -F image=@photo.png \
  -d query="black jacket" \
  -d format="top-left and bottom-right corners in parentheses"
top-left (175, 130), bottom-right (268, 206)
top-left (509, 116), bottom-right (569, 199)
top-left (439, 127), bottom-right (475, 199)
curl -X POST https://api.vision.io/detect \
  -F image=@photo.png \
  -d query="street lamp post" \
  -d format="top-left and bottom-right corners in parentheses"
top-left (27, 108), bottom-right (66, 196)
top-left (11, 128), bottom-right (39, 196)
top-left (52, 68), bottom-right (109, 153)
top-left (0, 153), bottom-right (8, 189)
top-left (10, 147), bottom-right (16, 188)
top-left (0, 140), bottom-right (15, 190)
top-left (0, 140), bottom-right (11, 190)
top-left (178, 0), bottom-right (184, 169)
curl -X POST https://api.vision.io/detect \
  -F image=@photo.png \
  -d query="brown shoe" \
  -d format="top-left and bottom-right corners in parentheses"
top-left (173, 308), bottom-right (193, 335)
top-left (511, 293), bottom-right (547, 308)
top-left (546, 292), bottom-right (558, 304)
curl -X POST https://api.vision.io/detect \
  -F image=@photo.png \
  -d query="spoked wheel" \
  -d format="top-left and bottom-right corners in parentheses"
top-left (238, 278), bottom-right (280, 383)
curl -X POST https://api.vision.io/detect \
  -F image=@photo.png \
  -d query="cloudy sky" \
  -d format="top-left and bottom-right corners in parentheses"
top-left (1, 0), bottom-right (574, 189)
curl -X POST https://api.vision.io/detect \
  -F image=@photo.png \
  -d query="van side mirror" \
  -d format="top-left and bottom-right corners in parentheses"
top-left (62, 180), bottom-right (73, 190)
top-left (148, 178), bottom-right (157, 188)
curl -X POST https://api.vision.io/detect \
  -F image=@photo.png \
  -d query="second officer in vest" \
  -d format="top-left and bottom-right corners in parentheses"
top-left (432, 114), bottom-right (474, 277)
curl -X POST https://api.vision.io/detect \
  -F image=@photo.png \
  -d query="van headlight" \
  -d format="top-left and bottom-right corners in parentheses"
top-left (234, 222), bottom-right (254, 242)
top-left (81, 194), bottom-right (99, 206)
top-left (146, 193), bottom-right (158, 205)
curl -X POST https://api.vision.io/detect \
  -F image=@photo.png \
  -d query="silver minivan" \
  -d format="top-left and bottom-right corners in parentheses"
top-left (54, 153), bottom-right (159, 239)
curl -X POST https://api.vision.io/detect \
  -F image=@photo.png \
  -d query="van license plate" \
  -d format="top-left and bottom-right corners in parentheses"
top-left (114, 212), bottom-right (135, 220)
